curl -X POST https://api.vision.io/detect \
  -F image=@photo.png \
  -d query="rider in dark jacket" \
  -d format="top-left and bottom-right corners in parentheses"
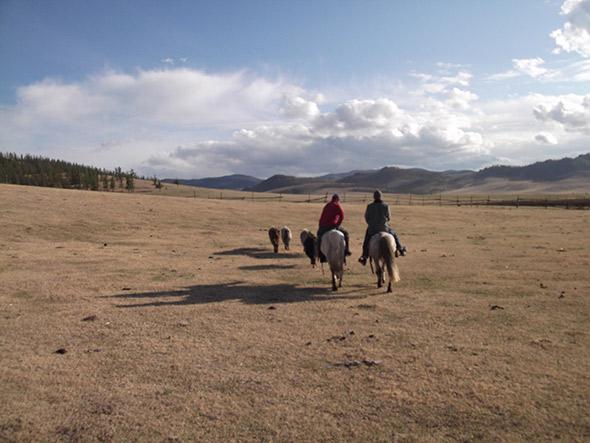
top-left (358, 190), bottom-right (406, 265)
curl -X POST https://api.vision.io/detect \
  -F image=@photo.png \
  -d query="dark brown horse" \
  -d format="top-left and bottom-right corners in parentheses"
top-left (300, 229), bottom-right (317, 266)
top-left (268, 227), bottom-right (280, 253)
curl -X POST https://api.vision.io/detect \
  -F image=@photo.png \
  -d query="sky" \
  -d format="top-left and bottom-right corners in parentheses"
top-left (1, 0), bottom-right (589, 178)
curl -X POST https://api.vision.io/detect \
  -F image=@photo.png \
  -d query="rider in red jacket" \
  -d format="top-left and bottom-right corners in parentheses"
top-left (317, 194), bottom-right (351, 259)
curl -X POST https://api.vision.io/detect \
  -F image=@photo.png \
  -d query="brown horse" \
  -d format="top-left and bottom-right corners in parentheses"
top-left (268, 227), bottom-right (280, 253)
top-left (368, 232), bottom-right (400, 293)
top-left (300, 229), bottom-right (317, 266)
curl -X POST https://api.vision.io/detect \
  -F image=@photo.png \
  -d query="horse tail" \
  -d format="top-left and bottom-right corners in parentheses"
top-left (380, 235), bottom-right (399, 283)
top-left (328, 235), bottom-right (345, 274)
top-left (321, 230), bottom-right (345, 283)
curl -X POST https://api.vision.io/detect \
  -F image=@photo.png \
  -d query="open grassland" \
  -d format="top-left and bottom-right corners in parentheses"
top-left (1, 183), bottom-right (589, 442)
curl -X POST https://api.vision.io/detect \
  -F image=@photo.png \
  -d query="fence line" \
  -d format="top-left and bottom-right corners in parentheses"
top-left (184, 191), bottom-right (590, 209)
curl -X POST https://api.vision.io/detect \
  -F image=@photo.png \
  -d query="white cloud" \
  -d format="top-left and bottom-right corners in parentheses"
top-left (0, 68), bottom-right (300, 171)
top-left (513, 58), bottom-right (549, 78)
top-left (1, 65), bottom-right (588, 178)
top-left (446, 88), bottom-right (479, 110)
top-left (535, 132), bottom-right (558, 144)
top-left (551, 0), bottom-right (590, 57)
top-left (161, 58), bottom-right (175, 65)
top-left (487, 58), bottom-right (553, 81)
top-left (314, 99), bottom-right (405, 134)
top-left (150, 94), bottom-right (492, 177)
top-left (280, 95), bottom-right (320, 120)
top-left (411, 69), bottom-right (473, 95)
top-left (533, 95), bottom-right (590, 133)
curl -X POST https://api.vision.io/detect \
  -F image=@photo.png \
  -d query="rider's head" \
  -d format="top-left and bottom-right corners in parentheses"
top-left (331, 193), bottom-right (340, 202)
top-left (373, 190), bottom-right (382, 201)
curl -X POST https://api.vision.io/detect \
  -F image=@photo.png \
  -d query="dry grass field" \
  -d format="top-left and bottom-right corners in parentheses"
top-left (1, 183), bottom-right (589, 442)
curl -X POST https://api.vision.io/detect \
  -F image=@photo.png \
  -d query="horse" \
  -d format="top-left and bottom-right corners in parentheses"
top-left (280, 226), bottom-right (292, 250)
top-left (368, 232), bottom-right (400, 293)
top-left (268, 227), bottom-right (280, 253)
top-left (320, 229), bottom-right (346, 291)
top-left (300, 229), bottom-right (317, 266)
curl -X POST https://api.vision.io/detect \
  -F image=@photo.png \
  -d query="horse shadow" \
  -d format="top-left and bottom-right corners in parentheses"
top-left (214, 247), bottom-right (303, 260)
top-left (239, 264), bottom-right (297, 271)
top-left (106, 281), bottom-right (366, 308)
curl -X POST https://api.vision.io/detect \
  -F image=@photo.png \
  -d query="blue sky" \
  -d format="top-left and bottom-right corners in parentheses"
top-left (1, 0), bottom-right (589, 177)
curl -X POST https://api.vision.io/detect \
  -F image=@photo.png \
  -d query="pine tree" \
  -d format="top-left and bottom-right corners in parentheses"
top-left (125, 173), bottom-right (135, 192)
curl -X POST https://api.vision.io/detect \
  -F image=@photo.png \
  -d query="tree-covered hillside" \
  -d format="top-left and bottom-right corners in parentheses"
top-left (0, 152), bottom-right (136, 191)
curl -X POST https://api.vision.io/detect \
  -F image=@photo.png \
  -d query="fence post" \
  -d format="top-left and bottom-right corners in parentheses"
top-left (456, 196), bottom-right (460, 207)
top-left (487, 195), bottom-right (490, 206)
top-left (545, 198), bottom-right (548, 209)
top-left (470, 196), bottom-right (473, 207)
top-left (193, 190), bottom-right (196, 199)
top-left (220, 192), bottom-right (223, 200)
top-left (439, 194), bottom-right (442, 206)
top-left (422, 196), bottom-right (425, 206)
top-left (516, 195), bottom-right (519, 208)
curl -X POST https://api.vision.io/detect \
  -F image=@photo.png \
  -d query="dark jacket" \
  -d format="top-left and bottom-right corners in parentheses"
top-left (365, 200), bottom-right (390, 233)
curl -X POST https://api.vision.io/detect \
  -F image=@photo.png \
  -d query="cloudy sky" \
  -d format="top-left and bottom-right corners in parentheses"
top-left (1, 0), bottom-right (589, 178)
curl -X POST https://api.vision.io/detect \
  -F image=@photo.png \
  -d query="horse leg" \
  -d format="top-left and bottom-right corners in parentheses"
top-left (376, 267), bottom-right (382, 288)
top-left (331, 271), bottom-right (338, 291)
top-left (387, 281), bottom-right (392, 293)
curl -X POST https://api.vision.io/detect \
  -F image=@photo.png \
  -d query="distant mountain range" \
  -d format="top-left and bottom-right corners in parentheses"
top-left (167, 153), bottom-right (590, 194)
top-left (163, 174), bottom-right (262, 190)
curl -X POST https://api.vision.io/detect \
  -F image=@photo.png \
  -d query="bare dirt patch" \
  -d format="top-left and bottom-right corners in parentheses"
top-left (1, 184), bottom-right (589, 441)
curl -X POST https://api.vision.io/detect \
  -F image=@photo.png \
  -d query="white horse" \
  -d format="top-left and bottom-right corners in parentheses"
top-left (320, 230), bottom-right (346, 291)
top-left (280, 226), bottom-right (292, 250)
top-left (369, 232), bottom-right (400, 293)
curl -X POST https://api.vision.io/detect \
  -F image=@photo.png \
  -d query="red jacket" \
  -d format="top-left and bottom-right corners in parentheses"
top-left (319, 200), bottom-right (344, 228)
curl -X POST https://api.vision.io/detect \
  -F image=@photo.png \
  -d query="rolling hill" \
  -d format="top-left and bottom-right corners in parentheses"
top-left (163, 174), bottom-right (261, 190)
top-left (245, 153), bottom-right (590, 194)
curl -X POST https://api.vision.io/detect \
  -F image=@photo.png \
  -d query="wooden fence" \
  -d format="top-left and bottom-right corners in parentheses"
top-left (189, 190), bottom-right (590, 209)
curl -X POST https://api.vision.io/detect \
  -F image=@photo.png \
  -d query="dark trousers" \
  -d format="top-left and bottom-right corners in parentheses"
top-left (362, 228), bottom-right (402, 258)
top-left (317, 226), bottom-right (350, 255)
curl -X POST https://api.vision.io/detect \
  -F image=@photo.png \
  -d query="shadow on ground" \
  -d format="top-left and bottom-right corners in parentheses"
top-left (239, 264), bottom-right (297, 271)
top-left (214, 247), bottom-right (303, 260)
top-left (107, 281), bottom-right (367, 308)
